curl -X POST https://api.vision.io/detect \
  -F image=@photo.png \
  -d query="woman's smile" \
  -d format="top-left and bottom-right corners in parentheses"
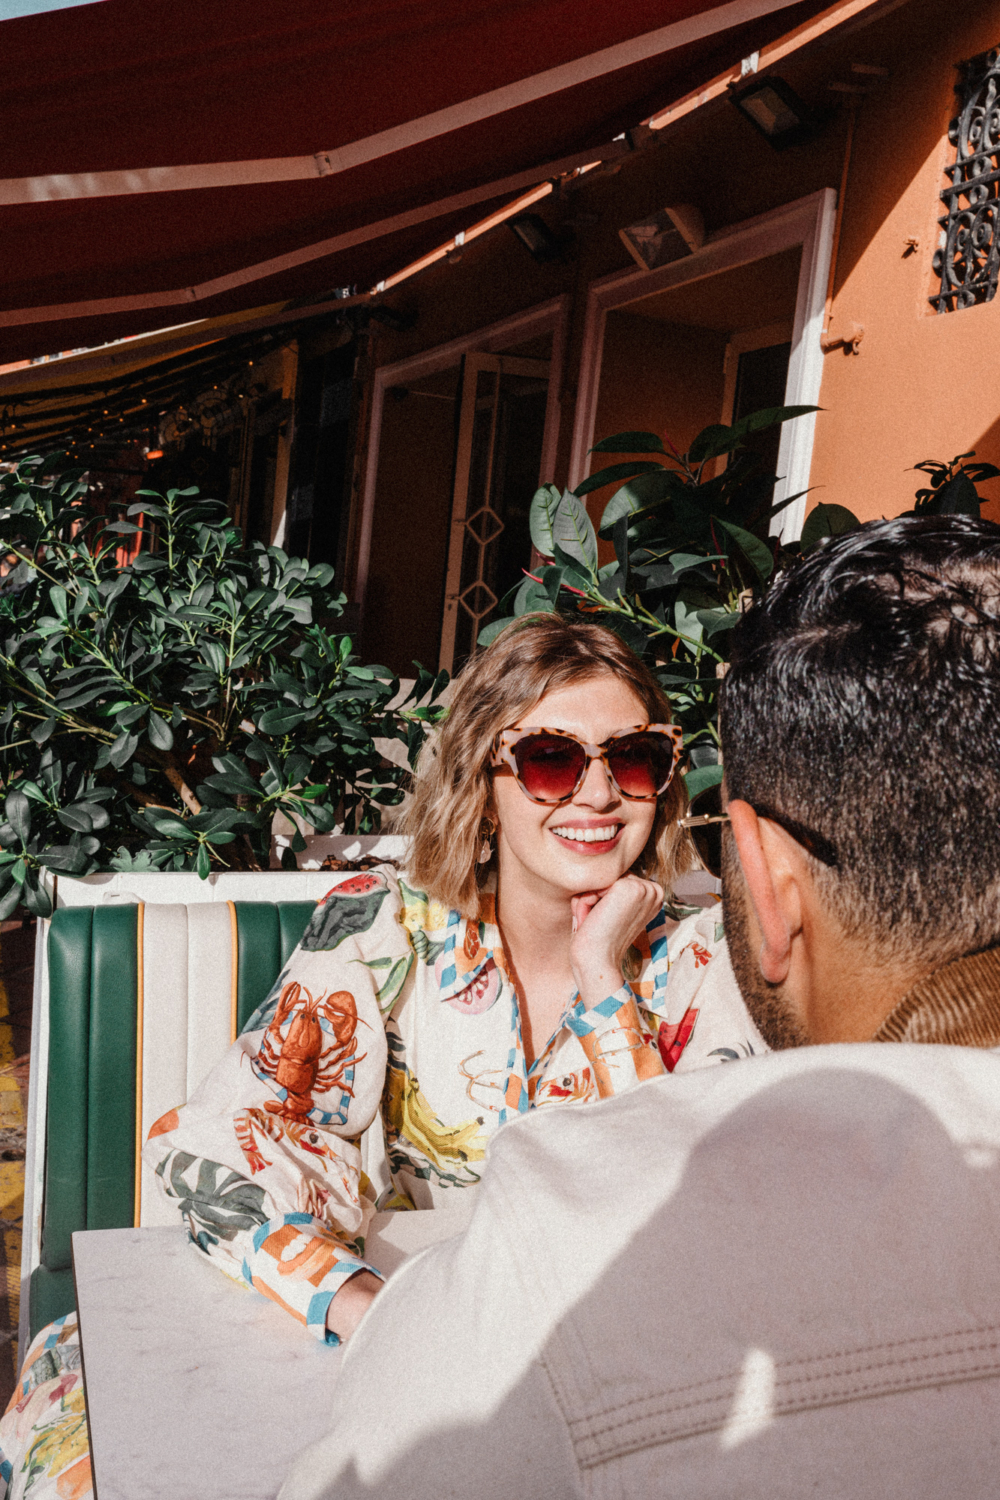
top-left (548, 820), bottom-right (624, 852)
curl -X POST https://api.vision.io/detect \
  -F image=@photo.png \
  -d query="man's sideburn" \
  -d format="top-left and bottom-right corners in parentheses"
top-left (720, 827), bottom-right (810, 1051)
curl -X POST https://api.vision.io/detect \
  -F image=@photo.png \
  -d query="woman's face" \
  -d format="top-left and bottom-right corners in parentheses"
top-left (491, 674), bottom-right (659, 900)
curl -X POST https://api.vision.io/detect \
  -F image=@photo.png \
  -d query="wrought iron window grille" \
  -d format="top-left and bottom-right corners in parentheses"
top-left (932, 47), bottom-right (1000, 313)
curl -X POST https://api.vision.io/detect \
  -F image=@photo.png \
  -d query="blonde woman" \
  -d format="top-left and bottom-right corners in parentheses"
top-left (1, 615), bottom-right (762, 1500)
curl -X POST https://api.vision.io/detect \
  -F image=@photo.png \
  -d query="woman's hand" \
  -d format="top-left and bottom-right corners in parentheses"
top-left (325, 1269), bottom-right (383, 1343)
top-left (569, 874), bottom-right (663, 1012)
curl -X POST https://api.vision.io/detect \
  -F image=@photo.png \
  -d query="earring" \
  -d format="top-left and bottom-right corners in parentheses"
top-left (478, 816), bottom-right (497, 864)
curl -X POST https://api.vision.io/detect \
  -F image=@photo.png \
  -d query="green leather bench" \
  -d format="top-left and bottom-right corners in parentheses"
top-left (21, 848), bottom-right (408, 1349)
top-left (31, 900), bottom-right (314, 1339)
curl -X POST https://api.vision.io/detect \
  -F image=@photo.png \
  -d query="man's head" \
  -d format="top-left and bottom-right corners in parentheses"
top-left (719, 514), bottom-right (1000, 1047)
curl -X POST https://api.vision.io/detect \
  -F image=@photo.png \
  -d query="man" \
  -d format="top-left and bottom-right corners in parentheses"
top-left (282, 515), bottom-right (1000, 1499)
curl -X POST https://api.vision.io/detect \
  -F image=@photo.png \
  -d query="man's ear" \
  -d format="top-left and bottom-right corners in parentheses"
top-left (727, 800), bottom-right (800, 984)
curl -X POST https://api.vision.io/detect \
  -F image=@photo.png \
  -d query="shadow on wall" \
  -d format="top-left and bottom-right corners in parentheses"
top-left (286, 1063), bottom-right (1000, 1499)
top-left (972, 412), bottom-right (1000, 525)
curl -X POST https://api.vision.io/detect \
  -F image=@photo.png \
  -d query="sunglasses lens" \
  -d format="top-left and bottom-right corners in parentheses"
top-left (687, 783), bottom-right (723, 880)
top-left (607, 734), bottom-right (675, 799)
top-left (512, 734), bottom-right (587, 802)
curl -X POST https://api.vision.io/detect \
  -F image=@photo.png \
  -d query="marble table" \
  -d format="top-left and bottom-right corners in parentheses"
top-left (72, 1200), bottom-right (474, 1500)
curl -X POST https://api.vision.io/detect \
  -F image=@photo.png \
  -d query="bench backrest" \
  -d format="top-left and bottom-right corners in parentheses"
top-left (32, 901), bottom-right (315, 1337)
top-left (24, 846), bottom-right (407, 1344)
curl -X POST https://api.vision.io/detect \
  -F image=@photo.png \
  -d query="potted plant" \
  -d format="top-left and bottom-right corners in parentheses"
top-left (0, 457), bottom-right (447, 919)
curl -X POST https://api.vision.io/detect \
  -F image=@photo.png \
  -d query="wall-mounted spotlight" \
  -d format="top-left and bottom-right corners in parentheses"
top-left (619, 203), bottom-right (705, 273)
top-left (730, 76), bottom-right (819, 150)
top-left (508, 212), bottom-right (562, 263)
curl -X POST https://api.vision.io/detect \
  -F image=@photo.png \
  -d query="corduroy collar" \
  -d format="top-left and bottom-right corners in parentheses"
top-left (874, 945), bottom-right (1000, 1047)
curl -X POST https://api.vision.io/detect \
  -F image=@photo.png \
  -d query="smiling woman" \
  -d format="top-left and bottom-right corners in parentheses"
top-left (402, 614), bottom-right (756, 1066)
top-left (0, 618), bottom-right (764, 1500)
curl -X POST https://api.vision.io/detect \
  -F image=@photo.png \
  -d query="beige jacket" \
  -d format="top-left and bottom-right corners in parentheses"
top-left (282, 947), bottom-right (1000, 1499)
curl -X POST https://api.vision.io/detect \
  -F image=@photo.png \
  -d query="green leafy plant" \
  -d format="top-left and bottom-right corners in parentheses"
top-left (0, 456), bottom-right (447, 918)
top-left (481, 406), bottom-right (818, 795)
top-left (911, 452), bottom-right (1000, 516)
top-left (483, 420), bottom-right (1000, 800)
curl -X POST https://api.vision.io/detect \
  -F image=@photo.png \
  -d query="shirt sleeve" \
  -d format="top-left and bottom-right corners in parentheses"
top-left (565, 983), bottom-right (667, 1097)
top-left (141, 867), bottom-right (409, 1343)
top-left (149, 1149), bottom-right (383, 1344)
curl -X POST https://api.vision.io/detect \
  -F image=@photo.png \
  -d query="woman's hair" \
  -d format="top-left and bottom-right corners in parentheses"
top-left (401, 613), bottom-right (691, 914)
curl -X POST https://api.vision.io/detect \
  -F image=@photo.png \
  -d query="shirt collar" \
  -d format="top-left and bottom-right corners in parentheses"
top-left (436, 877), bottom-right (671, 1018)
top-left (436, 874), bottom-right (507, 1002)
top-left (874, 944), bottom-right (1000, 1046)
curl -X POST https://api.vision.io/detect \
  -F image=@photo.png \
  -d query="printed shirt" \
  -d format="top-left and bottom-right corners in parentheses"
top-left (141, 866), bottom-right (765, 1343)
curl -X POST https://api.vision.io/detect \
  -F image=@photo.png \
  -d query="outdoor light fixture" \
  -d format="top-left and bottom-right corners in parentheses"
top-left (619, 203), bottom-right (705, 272)
top-left (730, 75), bottom-right (818, 149)
top-left (508, 212), bottom-right (562, 263)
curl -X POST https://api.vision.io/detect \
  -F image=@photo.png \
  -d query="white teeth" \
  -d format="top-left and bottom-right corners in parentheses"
top-left (551, 825), bottom-right (618, 843)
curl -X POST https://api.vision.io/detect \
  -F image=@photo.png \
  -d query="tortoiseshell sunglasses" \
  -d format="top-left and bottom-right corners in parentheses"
top-left (490, 724), bottom-right (683, 805)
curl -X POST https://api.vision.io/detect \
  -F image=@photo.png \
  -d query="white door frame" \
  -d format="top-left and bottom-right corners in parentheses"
top-left (569, 189), bottom-right (836, 540)
top-left (355, 296), bottom-right (569, 621)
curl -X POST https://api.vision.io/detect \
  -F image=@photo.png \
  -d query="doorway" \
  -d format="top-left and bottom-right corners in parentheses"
top-left (571, 189), bottom-right (836, 543)
top-left (584, 245), bottom-right (803, 558)
top-left (357, 300), bottom-right (566, 677)
top-left (440, 353), bottom-right (550, 672)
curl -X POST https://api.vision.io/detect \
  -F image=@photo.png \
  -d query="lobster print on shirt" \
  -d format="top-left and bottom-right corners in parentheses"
top-left (249, 980), bottom-right (370, 1127)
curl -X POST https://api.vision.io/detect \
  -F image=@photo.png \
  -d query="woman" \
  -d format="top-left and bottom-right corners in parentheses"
top-left (0, 615), bottom-right (763, 1497)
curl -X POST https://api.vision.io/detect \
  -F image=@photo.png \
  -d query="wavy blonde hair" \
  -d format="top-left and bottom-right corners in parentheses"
top-left (401, 614), bottom-right (692, 914)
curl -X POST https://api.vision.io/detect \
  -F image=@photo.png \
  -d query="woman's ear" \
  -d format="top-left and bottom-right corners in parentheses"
top-left (727, 799), bottom-right (795, 984)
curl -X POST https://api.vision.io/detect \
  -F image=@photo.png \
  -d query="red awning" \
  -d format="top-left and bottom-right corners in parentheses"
top-left (0, 0), bottom-right (837, 360)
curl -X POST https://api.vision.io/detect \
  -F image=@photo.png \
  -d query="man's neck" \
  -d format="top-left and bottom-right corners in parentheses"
top-left (793, 913), bottom-right (928, 1042)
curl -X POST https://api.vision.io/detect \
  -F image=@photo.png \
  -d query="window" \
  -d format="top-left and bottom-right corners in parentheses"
top-left (932, 47), bottom-right (1000, 313)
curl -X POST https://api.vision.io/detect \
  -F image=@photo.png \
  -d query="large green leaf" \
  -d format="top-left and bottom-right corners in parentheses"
top-left (799, 503), bottom-right (862, 551)
top-left (528, 484), bottom-right (561, 556)
top-left (549, 491), bottom-right (598, 572)
top-left (5, 790), bottom-right (29, 844)
top-left (599, 468), bottom-right (682, 535)
top-left (688, 406), bottom-right (819, 463)
top-left (477, 616), bottom-right (516, 647)
top-left (683, 763), bottom-right (724, 798)
top-left (716, 519), bottom-right (774, 583)
top-left (574, 461), bottom-right (664, 497)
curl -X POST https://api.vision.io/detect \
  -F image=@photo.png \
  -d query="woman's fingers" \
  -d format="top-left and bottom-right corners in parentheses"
top-left (570, 874), bottom-right (663, 968)
top-left (571, 892), bottom-right (602, 933)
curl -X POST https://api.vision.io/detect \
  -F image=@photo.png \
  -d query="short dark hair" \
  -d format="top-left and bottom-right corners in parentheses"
top-left (720, 515), bottom-right (1000, 964)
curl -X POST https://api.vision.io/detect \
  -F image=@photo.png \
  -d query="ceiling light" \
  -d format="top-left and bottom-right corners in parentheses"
top-left (619, 203), bottom-right (705, 272)
top-left (730, 76), bottom-right (818, 150)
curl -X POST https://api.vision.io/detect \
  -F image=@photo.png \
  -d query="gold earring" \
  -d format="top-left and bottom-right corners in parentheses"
top-left (478, 815), bottom-right (497, 864)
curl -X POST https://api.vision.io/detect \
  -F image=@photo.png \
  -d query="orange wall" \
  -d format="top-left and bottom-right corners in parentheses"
top-left (809, 0), bottom-right (1000, 525)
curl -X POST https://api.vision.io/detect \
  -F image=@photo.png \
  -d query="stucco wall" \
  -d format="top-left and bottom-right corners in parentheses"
top-left (809, 0), bottom-right (1000, 525)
